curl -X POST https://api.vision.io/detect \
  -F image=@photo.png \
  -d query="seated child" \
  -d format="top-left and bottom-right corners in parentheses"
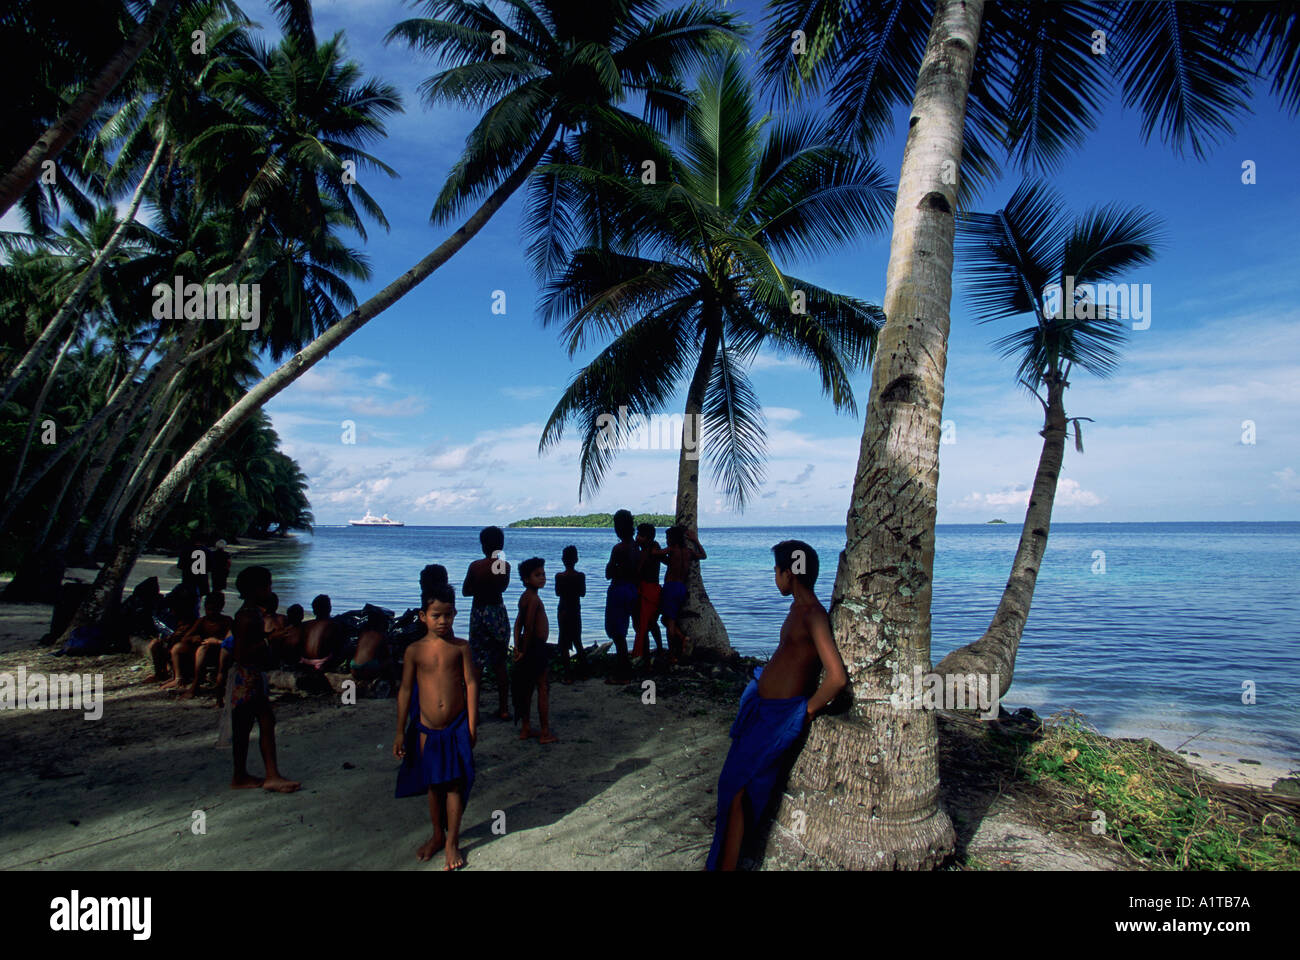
top-left (553, 545), bottom-right (587, 680)
top-left (301, 594), bottom-right (343, 671)
top-left (147, 587), bottom-right (198, 683)
top-left (654, 526), bottom-right (706, 661)
top-left (512, 557), bottom-right (556, 743)
top-left (706, 540), bottom-right (848, 871)
top-left (353, 608), bottom-right (393, 683)
top-left (394, 584), bottom-right (478, 871)
top-left (279, 603), bottom-right (305, 665)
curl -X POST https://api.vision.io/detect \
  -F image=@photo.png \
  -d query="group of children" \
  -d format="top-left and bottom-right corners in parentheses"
top-left (135, 517), bottom-right (848, 871)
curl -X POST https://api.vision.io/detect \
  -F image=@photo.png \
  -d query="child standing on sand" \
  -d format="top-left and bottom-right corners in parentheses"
top-left (603, 509), bottom-right (639, 684)
top-left (655, 526), bottom-right (706, 661)
top-left (554, 545), bottom-right (587, 680)
top-left (395, 584), bottom-right (478, 871)
top-left (706, 541), bottom-right (847, 871)
top-left (513, 558), bottom-right (556, 743)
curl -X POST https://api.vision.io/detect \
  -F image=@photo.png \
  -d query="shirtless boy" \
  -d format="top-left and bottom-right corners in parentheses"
top-left (603, 509), bottom-right (639, 684)
top-left (706, 540), bottom-right (847, 871)
top-left (301, 594), bottom-right (343, 671)
top-left (353, 608), bottom-right (392, 682)
top-left (164, 592), bottom-right (233, 697)
top-left (462, 527), bottom-right (511, 720)
top-left (655, 526), bottom-right (706, 661)
top-left (394, 585), bottom-right (478, 871)
top-left (146, 588), bottom-right (198, 684)
top-left (512, 558), bottom-right (556, 744)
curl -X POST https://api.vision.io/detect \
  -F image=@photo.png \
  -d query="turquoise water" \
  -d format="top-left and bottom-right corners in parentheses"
top-left (248, 522), bottom-right (1300, 772)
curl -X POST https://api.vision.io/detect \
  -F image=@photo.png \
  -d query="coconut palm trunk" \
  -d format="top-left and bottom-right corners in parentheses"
top-left (672, 318), bottom-right (731, 658)
top-left (5, 322), bottom-right (78, 500)
top-left (0, 125), bottom-right (167, 407)
top-left (0, 0), bottom-right (177, 219)
top-left (60, 118), bottom-right (562, 641)
top-left (935, 373), bottom-right (1067, 700)
top-left (762, 0), bottom-right (983, 870)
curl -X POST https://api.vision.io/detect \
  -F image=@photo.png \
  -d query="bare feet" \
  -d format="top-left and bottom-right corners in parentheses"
top-left (159, 678), bottom-right (182, 690)
top-left (444, 844), bottom-right (465, 871)
top-left (519, 722), bottom-right (533, 741)
top-left (417, 832), bottom-right (445, 861)
top-left (496, 709), bottom-right (511, 721)
top-left (539, 731), bottom-right (558, 745)
top-left (261, 775), bottom-right (301, 793)
top-left (231, 774), bottom-right (264, 789)
top-left (179, 688), bottom-right (196, 700)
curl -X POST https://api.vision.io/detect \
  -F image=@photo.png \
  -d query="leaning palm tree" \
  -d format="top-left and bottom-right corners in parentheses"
top-left (61, 0), bottom-right (740, 642)
top-left (537, 52), bottom-right (891, 657)
top-left (755, 0), bottom-right (1295, 870)
top-left (935, 180), bottom-right (1161, 698)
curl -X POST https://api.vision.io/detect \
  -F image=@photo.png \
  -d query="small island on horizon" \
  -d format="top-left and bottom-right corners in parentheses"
top-left (987, 519), bottom-right (1008, 524)
top-left (510, 513), bottom-right (677, 528)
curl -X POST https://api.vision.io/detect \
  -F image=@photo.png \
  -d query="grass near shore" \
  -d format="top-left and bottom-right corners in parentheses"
top-left (1018, 711), bottom-right (1300, 870)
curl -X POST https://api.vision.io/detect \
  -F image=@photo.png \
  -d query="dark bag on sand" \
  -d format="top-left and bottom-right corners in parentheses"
top-left (56, 625), bottom-right (107, 656)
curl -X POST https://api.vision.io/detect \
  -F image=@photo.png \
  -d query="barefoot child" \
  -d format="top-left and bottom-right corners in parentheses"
top-left (166, 592), bottom-right (233, 697)
top-left (394, 585), bottom-right (478, 871)
top-left (463, 527), bottom-right (512, 720)
top-left (632, 523), bottom-right (665, 660)
top-left (603, 509), bottom-right (639, 684)
top-left (512, 558), bottom-right (556, 743)
top-left (554, 545), bottom-right (587, 680)
top-left (220, 566), bottom-right (300, 794)
top-left (655, 526), bottom-right (706, 660)
top-left (706, 541), bottom-right (847, 871)
top-left (301, 594), bottom-right (342, 671)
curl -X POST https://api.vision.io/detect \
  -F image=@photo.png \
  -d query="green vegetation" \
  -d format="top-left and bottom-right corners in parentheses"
top-left (986, 519), bottom-right (1007, 524)
top-left (1020, 711), bottom-right (1300, 870)
top-left (510, 513), bottom-right (675, 528)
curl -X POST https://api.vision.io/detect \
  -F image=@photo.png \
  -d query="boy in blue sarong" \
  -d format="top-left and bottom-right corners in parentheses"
top-left (394, 584), bottom-right (479, 871)
top-left (706, 540), bottom-right (848, 871)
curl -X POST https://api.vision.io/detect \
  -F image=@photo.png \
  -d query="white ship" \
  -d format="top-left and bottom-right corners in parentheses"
top-left (348, 510), bottom-right (404, 527)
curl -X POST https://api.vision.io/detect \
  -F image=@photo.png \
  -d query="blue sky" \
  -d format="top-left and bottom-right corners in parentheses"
top-left (39, 0), bottom-right (1300, 526)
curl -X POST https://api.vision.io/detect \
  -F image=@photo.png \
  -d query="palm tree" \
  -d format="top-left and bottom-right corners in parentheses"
top-left (61, 0), bottom-right (740, 642)
top-left (537, 51), bottom-right (891, 656)
top-left (754, 0), bottom-right (1296, 870)
top-left (0, 0), bottom-right (182, 219)
top-left (935, 180), bottom-right (1160, 698)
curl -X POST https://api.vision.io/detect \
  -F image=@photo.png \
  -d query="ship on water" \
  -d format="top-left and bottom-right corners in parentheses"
top-left (348, 510), bottom-right (404, 527)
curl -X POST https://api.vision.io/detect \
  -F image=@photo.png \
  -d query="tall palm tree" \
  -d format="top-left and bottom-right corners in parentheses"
top-left (755, 0), bottom-right (1296, 870)
top-left (935, 180), bottom-right (1160, 697)
top-left (61, 0), bottom-right (740, 642)
top-left (537, 51), bottom-right (891, 656)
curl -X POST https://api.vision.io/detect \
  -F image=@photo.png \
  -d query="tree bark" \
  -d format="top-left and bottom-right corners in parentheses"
top-left (761, 0), bottom-right (983, 870)
top-left (60, 118), bottom-right (563, 641)
top-left (935, 374), bottom-right (1068, 700)
top-left (673, 315), bottom-right (733, 659)
top-left (0, 0), bottom-right (177, 220)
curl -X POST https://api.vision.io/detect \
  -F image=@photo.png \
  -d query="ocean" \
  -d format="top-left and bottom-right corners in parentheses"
top-left (246, 522), bottom-right (1300, 773)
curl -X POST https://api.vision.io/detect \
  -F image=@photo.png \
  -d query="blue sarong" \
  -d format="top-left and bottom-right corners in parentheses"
top-left (604, 580), bottom-right (638, 640)
top-left (394, 684), bottom-right (475, 801)
top-left (706, 667), bottom-right (808, 870)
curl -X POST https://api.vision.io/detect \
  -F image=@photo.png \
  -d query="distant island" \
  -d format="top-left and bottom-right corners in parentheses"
top-left (987, 519), bottom-right (1008, 524)
top-left (510, 513), bottom-right (677, 528)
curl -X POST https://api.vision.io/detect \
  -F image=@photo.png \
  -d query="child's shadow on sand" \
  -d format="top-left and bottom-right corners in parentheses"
top-left (457, 756), bottom-right (652, 856)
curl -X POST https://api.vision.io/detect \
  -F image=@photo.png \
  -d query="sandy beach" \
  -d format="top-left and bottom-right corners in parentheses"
top-left (0, 539), bottom-right (1293, 870)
